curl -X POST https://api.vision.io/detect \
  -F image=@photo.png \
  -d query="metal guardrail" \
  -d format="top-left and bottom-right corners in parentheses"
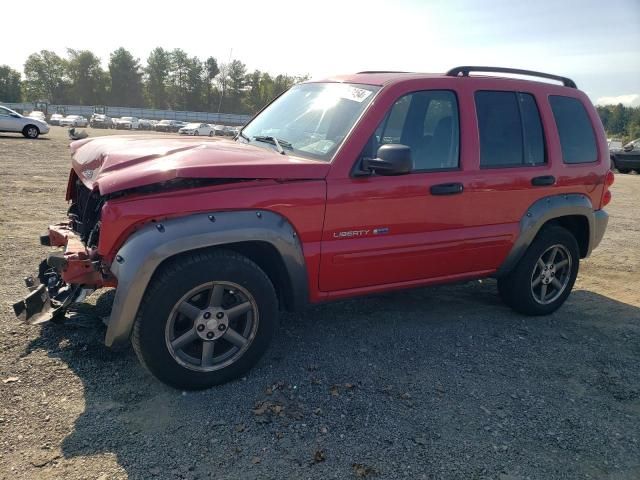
top-left (0, 102), bottom-right (252, 125)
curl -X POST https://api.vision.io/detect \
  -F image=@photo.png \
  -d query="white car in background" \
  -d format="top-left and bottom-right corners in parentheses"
top-left (0, 105), bottom-right (50, 138)
top-left (28, 111), bottom-right (46, 122)
top-left (49, 113), bottom-right (64, 125)
top-left (114, 116), bottom-right (140, 130)
top-left (179, 123), bottom-right (215, 136)
top-left (60, 115), bottom-right (88, 127)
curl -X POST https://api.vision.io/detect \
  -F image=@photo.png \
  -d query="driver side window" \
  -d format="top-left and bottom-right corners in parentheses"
top-left (367, 90), bottom-right (460, 171)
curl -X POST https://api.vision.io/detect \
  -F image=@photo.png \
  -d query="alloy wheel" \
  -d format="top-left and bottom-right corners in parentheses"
top-left (530, 244), bottom-right (572, 305)
top-left (164, 281), bottom-right (259, 372)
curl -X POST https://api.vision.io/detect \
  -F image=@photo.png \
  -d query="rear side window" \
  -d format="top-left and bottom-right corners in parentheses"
top-left (475, 91), bottom-right (546, 167)
top-left (549, 96), bottom-right (597, 163)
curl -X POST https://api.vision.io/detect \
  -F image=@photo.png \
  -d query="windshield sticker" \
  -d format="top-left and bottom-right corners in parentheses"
top-left (341, 86), bottom-right (373, 103)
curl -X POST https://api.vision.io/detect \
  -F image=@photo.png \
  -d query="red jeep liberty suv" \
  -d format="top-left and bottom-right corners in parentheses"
top-left (14, 67), bottom-right (612, 389)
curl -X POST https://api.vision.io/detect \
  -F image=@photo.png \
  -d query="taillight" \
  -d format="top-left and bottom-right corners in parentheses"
top-left (602, 170), bottom-right (614, 207)
top-left (605, 170), bottom-right (615, 187)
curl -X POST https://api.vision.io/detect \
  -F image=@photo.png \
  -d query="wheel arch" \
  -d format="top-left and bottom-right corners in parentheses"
top-left (22, 124), bottom-right (40, 135)
top-left (496, 193), bottom-right (607, 277)
top-left (105, 210), bottom-right (308, 347)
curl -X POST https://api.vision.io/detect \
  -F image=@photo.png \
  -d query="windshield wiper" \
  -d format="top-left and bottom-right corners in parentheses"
top-left (252, 135), bottom-right (292, 155)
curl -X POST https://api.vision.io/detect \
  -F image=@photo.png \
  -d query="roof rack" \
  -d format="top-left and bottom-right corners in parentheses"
top-left (445, 66), bottom-right (577, 89)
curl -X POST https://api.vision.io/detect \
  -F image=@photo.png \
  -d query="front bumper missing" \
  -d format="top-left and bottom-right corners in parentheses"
top-left (13, 283), bottom-right (53, 324)
top-left (12, 223), bottom-right (104, 324)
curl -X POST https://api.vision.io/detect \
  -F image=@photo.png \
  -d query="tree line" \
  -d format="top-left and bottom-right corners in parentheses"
top-left (0, 48), bottom-right (308, 115)
top-left (597, 104), bottom-right (640, 143)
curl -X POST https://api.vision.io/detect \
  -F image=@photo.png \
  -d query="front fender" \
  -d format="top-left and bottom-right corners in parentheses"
top-left (104, 210), bottom-right (307, 346)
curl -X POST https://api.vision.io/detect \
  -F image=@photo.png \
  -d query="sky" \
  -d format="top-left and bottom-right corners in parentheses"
top-left (2, 0), bottom-right (639, 106)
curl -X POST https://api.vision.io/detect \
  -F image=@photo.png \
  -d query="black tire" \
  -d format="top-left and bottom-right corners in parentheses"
top-left (22, 125), bottom-right (40, 139)
top-left (194, 131), bottom-right (199, 136)
top-left (498, 225), bottom-right (579, 316)
top-left (132, 249), bottom-right (278, 389)
top-left (617, 168), bottom-right (631, 174)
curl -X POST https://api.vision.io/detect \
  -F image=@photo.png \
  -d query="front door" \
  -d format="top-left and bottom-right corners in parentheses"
top-left (319, 89), bottom-right (510, 293)
top-left (0, 106), bottom-right (16, 131)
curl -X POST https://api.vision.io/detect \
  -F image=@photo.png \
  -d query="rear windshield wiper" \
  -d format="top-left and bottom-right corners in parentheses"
top-left (252, 135), bottom-right (292, 155)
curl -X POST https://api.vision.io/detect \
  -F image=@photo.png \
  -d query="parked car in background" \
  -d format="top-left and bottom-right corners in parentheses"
top-left (114, 116), bottom-right (140, 130)
top-left (49, 113), bottom-right (64, 126)
top-left (179, 123), bottom-right (215, 136)
top-left (223, 126), bottom-right (236, 136)
top-left (59, 115), bottom-right (88, 127)
top-left (612, 138), bottom-right (640, 173)
top-left (155, 120), bottom-right (181, 132)
top-left (138, 119), bottom-right (154, 131)
top-left (90, 114), bottom-right (113, 129)
top-left (212, 124), bottom-right (226, 136)
top-left (28, 111), bottom-right (46, 122)
top-left (0, 105), bottom-right (50, 138)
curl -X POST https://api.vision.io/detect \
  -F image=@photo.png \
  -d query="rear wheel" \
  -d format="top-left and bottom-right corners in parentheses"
top-left (194, 131), bottom-right (199, 136)
top-left (22, 125), bottom-right (39, 139)
top-left (132, 249), bottom-right (278, 389)
top-left (498, 225), bottom-right (579, 315)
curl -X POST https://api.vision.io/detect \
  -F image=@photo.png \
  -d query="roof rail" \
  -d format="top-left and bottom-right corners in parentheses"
top-left (356, 70), bottom-right (411, 74)
top-left (446, 66), bottom-right (577, 89)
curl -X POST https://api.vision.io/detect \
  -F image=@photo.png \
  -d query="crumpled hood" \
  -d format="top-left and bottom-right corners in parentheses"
top-left (70, 135), bottom-right (330, 195)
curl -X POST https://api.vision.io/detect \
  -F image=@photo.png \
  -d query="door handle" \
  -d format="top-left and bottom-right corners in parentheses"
top-left (531, 175), bottom-right (555, 186)
top-left (430, 183), bottom-right (464, 195)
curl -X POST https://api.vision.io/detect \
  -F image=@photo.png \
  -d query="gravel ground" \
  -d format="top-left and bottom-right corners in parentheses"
top-left (1, 127), bottom-right (639, 480)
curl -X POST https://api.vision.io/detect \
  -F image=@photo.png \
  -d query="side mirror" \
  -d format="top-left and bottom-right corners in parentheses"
top-left (361, 144), bottom-right (413, 176)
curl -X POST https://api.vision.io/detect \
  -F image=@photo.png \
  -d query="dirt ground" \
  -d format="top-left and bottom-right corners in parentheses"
top-left (0, 126), bottom-right (639, 480)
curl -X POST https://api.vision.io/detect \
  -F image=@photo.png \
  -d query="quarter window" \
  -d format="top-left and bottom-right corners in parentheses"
top-left (475, 91), bottom-right (546, 167)
top-left (373, 90), bottom-right (460, 171)
top-left (549, 95), bottom-right (597, 164)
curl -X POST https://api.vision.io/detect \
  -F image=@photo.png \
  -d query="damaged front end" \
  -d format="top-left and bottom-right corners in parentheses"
top-left (13, 173), bottom-right (114, 324)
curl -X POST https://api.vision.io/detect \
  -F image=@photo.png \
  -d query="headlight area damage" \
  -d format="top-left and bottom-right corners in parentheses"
top-left (13, 173), bottom-right (112, 323)
top-left (12, 133), bottom-right (329, 325)
top-left (12, 171), bottom-right (248, 325)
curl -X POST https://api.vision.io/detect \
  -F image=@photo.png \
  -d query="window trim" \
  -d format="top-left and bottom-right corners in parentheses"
top-left (354, 88), bottom-right (462, 176)
top-left (548, 94), bottom-right (599, 165)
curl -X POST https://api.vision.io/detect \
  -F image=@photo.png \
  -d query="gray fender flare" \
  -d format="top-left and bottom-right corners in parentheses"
top-left (496, 193), bottom-right (608, 277)
top-left (104, 210), bottom-right (307, 347)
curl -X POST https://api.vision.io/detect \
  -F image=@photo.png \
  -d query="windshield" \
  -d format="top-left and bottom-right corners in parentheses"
top-left (122, 117), bottom-right (133, 121)
top-left (241, 82), bottom-right (379, 161)
top-left (185, 123), bottom-right (200, 128)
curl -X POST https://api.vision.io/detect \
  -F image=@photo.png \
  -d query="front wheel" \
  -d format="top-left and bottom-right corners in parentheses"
top-left (498, 225), bottom-right (579, 316)
top-left (132, 249), bottom-right (278, 389)
top-left (22, 125), bottom-right (40, 139)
